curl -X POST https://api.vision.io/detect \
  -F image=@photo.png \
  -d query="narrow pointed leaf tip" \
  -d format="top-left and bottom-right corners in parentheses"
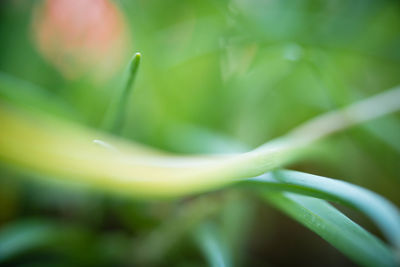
top-left (103, 52), bottom-right (142, 134)
top-left (130, 52), bottom-right (141, 75)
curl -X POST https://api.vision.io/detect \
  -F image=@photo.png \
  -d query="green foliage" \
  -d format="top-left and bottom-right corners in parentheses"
top-left (0, 0), bottom-right (400, 266)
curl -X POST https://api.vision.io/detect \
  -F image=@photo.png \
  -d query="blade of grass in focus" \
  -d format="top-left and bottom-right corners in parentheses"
top-left (246, 170), bottom-right (400, 249)
top-left (263, 192), bottom-right (397, 267)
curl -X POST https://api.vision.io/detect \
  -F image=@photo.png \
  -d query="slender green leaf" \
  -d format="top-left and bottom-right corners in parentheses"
top-left (247, 170), bottom-right (400, 249)
top-left (102, 52), bottom-right (141, 134)
top-left (263, 192), bottom-right (397, 267)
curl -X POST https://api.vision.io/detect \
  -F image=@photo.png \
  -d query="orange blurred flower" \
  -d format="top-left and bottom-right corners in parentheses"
top-left (32, 0), bottom-right (130, 81)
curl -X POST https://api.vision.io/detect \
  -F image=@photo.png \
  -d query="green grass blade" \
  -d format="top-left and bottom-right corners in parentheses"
top-left (102, 53), bottom-right (141, 134)
top-left (263, 192), bottom-right (397, 267)
top-left (247, 170), bottom-right (400, 249)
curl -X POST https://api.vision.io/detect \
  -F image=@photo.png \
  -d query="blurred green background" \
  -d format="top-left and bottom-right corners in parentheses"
top-left (0, 0), bottom-right (399, 266)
